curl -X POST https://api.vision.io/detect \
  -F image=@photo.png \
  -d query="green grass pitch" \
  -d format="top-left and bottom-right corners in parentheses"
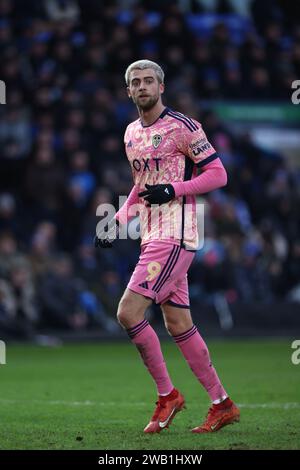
top-left (0, 339), bottom-right (299, 450)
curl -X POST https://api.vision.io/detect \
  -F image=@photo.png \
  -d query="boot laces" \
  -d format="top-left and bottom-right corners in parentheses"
top-left (206, 405), bottom-right (219, 420)
top-left (152, 398), bottom-right (167, 421)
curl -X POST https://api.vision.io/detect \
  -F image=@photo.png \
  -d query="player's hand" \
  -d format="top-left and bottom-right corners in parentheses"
top-left (138, 184), bottom-right (175, 205)
top-left (94, 219), bottom-right (119, 249)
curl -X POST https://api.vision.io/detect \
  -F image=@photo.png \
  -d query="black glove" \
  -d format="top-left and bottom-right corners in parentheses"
top-left (138, 184), bottom-right (175, 205)
top-left (94, 219), bottom-right (119, 249)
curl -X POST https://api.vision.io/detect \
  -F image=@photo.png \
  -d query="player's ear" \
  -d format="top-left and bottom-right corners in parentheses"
top-left (159, 83), bottom-right (165, 95)
top-left (127, 87), bottom-right (132, 99)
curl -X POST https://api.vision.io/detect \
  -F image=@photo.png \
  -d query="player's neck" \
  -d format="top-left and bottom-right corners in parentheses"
top-left (138, 102), bottom-right (166, 127)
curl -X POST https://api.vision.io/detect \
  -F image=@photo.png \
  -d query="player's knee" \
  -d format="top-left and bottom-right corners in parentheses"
top-left (164, 319), bottom-right (177, 336)
top-left (116, 295), bottom-right (136, 327)
top-left (165, 325), bottom-right (173, 336)
top-left (165, 319), bottom-right (191, 337)
top-left (116, 302), bottom-right (128, 327)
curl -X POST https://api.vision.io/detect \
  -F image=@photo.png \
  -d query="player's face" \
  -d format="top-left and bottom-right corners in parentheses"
top-left (127, 68), bottom-right (164, 111)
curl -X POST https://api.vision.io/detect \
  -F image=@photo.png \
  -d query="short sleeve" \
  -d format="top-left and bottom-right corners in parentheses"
top-left (177, 119), bottom-right (218, 168)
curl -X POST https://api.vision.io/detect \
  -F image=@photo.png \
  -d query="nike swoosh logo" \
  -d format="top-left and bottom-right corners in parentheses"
top-left (210, 419), bottom-right (222, 431)
top-left (159, 407), bottom-right (176, 428)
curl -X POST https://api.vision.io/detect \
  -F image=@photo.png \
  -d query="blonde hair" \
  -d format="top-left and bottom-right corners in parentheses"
top-left (125, 60), bottom-right (164, 85)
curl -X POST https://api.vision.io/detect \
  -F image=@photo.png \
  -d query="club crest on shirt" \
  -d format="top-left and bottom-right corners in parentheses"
top-left (152, 134), bottom-right (162, 149)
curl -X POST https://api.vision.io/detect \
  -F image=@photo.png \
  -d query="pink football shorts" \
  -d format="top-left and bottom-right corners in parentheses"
top-left (127, 241), bottom-right (195, 308)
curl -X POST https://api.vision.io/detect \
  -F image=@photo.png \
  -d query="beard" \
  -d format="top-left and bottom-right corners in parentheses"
top-left (134, 93), bottom-right (159, 111)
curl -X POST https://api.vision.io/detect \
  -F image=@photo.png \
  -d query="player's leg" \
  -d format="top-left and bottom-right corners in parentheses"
top-left (117, 287), bottom-right (174, 396)
top-left (161, 296), bottom-right (240, 433)
top-left (161, 301), bottom-right (227, 401)
top-left (120, 242), bottom-right (192, 433)
top-left (117, 287), bottom-right (183, 433)
top-left (117, 286), bottom-right (151, 329)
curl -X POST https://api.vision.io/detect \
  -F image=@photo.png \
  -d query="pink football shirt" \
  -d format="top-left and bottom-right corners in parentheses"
top-left (124, 108), bottom-right (217, 250)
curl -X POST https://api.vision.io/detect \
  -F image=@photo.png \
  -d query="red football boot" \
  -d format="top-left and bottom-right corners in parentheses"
top-left (192, 398), bottom-right (240, 433)
top-left (144, 388), bottom-right (185, 433)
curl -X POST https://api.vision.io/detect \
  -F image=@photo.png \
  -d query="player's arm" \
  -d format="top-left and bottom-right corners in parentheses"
top-left (171, 157), bottom-right (227, 197)
top-left (138, 157), bottom-right (227, 204)
top-left (94, 185), bottom-right (140, 248)
top-left (138, 121), bottom-right (227, 205)
top-left (115, 184), bottom-right (140, 225)
top-left (171, 121), bottom-right (227, 196)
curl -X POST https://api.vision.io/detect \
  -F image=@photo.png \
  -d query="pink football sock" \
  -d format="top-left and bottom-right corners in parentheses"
top-left (173, 325), bottom-right (227, 402)
top-left (127, 319), bottom-right (174, 396)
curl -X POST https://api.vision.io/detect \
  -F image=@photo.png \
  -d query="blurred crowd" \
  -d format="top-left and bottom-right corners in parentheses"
top-left (0, 0), bottom-right (300, 339)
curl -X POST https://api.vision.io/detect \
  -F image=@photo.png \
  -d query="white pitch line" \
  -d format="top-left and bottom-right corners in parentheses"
top-left (0, 399), bottom-right (299, 409)
top-left (0, 399), bottom-right (145, 407)
top-left (237, 403), bottom-right (300, 410)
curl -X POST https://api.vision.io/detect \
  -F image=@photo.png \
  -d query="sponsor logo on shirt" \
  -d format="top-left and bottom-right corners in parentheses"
top-left (190, 138), bottom-right (211, 156)
top-left (132, 158), bottom-right (161, 172)
top-left (192, 143), bottom-right (211, 156)
top-left (189, 138), bottom-right (207, 150)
